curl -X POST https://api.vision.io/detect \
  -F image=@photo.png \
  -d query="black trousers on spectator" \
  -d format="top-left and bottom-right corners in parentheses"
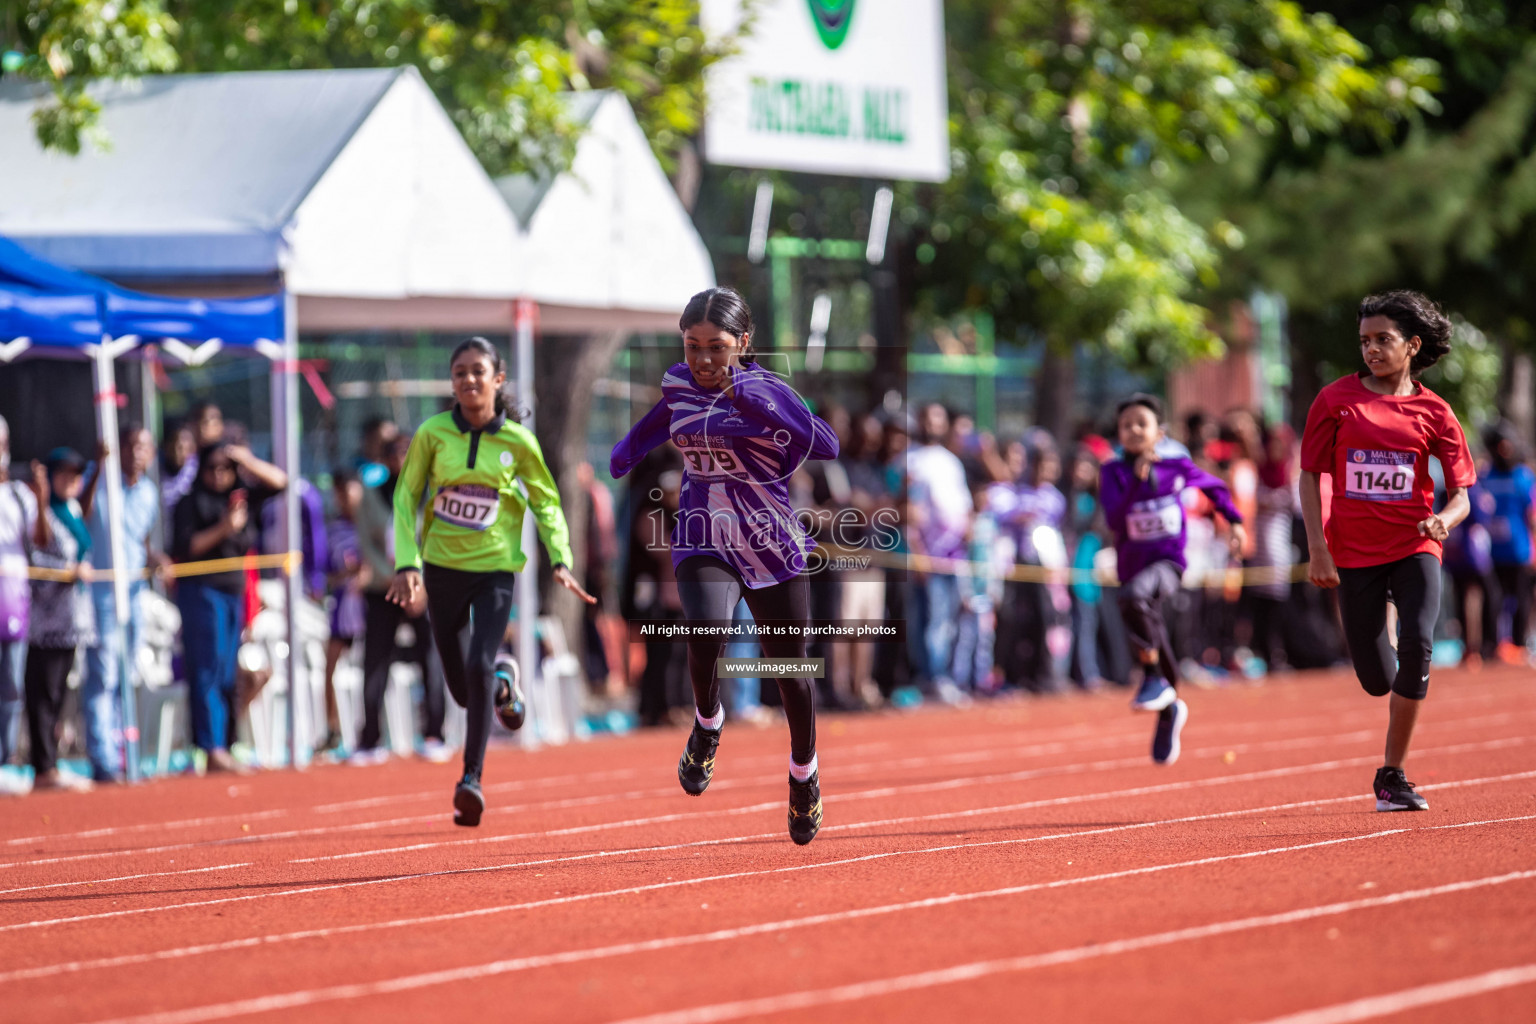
top-left (423, 565), bottom-right (517, 779)
top-left (25, 646), bottom-right (74, 774)
top-left (1449, 569), bottom-right (1500, 660)
top-left (1000, 578), bottom-right (1059, 691)
top-left (676, 555), bottom-right (816, 765)
top-left (1117, 561), bottom-right (1182, 685)
top-left (359, 592), bottom-right (446, 752)
top-left (1493, 562), bottom-right (1531, 648)
top-left (1337, 553), bottom-right (1439, 701)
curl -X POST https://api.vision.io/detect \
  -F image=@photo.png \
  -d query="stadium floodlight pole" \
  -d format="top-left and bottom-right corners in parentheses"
top-left (91, 334), bottom-right (143, 782)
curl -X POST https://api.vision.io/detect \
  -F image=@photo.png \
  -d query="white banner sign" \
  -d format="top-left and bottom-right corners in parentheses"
top-left (702, 0), bottom-right (950, 182)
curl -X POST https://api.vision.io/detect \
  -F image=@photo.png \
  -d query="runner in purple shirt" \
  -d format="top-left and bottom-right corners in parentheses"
top-left (1101, 394), bottom-right (1245, 764)
top-left (611, 288), bottom-right (838, 845)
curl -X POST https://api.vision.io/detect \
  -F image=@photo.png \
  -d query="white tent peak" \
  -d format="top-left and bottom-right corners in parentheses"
top-left (496, 91), bottom-right (715, 331)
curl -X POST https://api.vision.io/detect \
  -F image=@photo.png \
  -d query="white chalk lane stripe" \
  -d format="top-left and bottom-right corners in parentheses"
top-left (282, 733), bottom-right (1533, 865)
top-left (7, 688), bottom-right (1495, 849)
top-left (73, 828), bottom-right (1536, 1024)
top-left (1251, 964), bottom-right (1536, 1024)
top-left (0, 863), bottom-right (251, 897)
top-left (6, 772), bottom-right (1532, 985)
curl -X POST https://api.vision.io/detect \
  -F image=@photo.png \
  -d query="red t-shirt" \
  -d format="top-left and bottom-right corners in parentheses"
top-left (1300, 373), bottom-right (1476, 568)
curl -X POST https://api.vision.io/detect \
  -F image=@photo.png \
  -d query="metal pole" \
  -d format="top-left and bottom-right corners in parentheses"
top-left (91, 340), bottom-right (141, 782)
top-left (274, 289), bottom-right (305, 768)
top-left (513, 298), bottom-right (544, 745)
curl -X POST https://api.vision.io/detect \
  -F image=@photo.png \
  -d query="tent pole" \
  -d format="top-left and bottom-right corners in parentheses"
top-left (275, 290), bottom-right (305, 769)
top-left (513, 299), bottom-right (545, 745)
top-left (92, 339), bottom-right (140, 783)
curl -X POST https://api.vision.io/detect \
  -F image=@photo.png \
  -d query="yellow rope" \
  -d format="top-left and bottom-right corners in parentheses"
top-left (3, 552), bottom-right (302, 583)
top-left (815, 544), bottom-right (1310, 588)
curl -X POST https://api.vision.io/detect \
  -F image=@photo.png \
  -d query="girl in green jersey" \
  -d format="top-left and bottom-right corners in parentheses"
top-left (387, 337), bottom-right (595, 826)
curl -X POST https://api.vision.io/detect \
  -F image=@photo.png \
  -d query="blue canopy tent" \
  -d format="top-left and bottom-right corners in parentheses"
top-left (0, 234), bottom-right (302, 778)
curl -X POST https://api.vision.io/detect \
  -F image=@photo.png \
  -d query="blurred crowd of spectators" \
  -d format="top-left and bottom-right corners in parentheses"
top-left (1, 391), bottom-right (1533, 792)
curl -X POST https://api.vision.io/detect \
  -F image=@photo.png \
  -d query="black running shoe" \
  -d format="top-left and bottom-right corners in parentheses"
top-left (453, 773), bottom-right (485, 827)
top-left (677, 721), bottom-right (721, 796)
top-left (1374, 767), bottom-right (1428, 811)
top-left (494, 655), bottom-right (526, 732)
top-left (1152, 698), bottom-right (1188, 765)
top-left (788, 772), bottom-right (822, 846)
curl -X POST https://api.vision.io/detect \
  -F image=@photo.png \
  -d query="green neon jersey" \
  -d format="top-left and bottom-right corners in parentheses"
top-left (393, 407), bottom-right (573, 575)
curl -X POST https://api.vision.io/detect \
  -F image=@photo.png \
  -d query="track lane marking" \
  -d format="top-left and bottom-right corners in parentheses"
top-left (4, 689), bottom-right (1504, 848)
top-left (1251, 964), bottom-right (1536, 1024)
top-left (65, 821), bottom-right (1536, 1024)
top-left (0, 863), bottom-right (251, 897)
top-left (5, 771), bottom-right (1532, 977)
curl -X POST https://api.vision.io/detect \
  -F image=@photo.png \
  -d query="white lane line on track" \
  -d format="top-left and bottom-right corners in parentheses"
top-left (6, 767), bottom-right (1529, 982)
top-left (283, 731), bottom-right (1532, 865)
top-left (0, 863), bottom-right (251, 897)
top-left (1251, 964), bottom-right (1536, 1024)
top-left (1, 690), bottom-right (1505, 851)
top-left (71, 825), bottom-right (1536, 1024)
top-left (5, 755), bottom-right (1532, 957)
top-left (602, 869), bottom-right (1536, 1024)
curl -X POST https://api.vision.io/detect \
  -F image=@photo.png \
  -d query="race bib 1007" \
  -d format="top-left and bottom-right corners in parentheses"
top-left (1344, 450), bottom-right (1416, 502)
top-left (433, 484), bottom-right (500, 530)
top-left (1126, 496), bottom-right (1182, 542)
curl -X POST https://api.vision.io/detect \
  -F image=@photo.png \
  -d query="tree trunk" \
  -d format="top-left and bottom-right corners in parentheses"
top-left (1033, 344), bottom-right (1075, 442)
top-left (531, 330), bottom-right (631, 683)
top-left (1498, 338), bottom-right (1535, 452)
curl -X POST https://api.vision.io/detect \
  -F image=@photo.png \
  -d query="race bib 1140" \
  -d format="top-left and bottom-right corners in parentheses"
top-left (1126, 496), bottom-right (1182, 542)
top-left (1344, 450), bottom-right (1416, 502)
top-left (433, 484), bottom-right (500, 530)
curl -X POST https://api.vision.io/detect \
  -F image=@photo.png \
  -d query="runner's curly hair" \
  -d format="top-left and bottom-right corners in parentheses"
top-left (1358, 291), bottom-right (1453, 373)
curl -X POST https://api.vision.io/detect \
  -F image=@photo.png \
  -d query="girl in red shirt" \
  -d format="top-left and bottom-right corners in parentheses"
top-left (1299, 290), bottom-right (1475, 812)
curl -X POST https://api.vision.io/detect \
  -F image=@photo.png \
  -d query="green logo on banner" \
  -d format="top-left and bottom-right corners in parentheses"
top-left (806, 0), bottom-right (856, 50)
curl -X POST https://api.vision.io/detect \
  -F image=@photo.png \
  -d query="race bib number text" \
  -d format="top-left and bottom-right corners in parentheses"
top-left (433, 485), bottom-right (500, 530)
top-left (1344, 450), bottom-right (1416, 502)
top-left (1126, 497), bottom-right (1182, 542)
top-left (677, 437), bottom-right (744, 480)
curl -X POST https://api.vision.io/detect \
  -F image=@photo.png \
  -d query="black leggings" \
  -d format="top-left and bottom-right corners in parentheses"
top-left (423, 564), bottom-right (517, 778)
top-left (1337, 553), bottom-right (1440, 700)
top-left (1116, 560), bottom-right (1182, 685)
top-left (359, 592), bottom-right (447, 752)
top-left (25, 646), bottom-right (74, 774)
top-left (676, 555), bottom-right (816, 765)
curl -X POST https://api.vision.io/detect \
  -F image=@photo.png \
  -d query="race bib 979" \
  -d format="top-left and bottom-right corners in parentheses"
top-left (1344, 450), bottom-right (1416, 502)
top-left (433, 484), bottom-right (500, 530)
top-left (1126, 496), bottom-right (1182, 542)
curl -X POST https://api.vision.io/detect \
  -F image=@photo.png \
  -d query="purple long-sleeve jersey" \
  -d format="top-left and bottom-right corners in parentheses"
top-left (1100, 454), bottom-right (1242, 584)
top-left (610, 362), bottom-right (840, 588)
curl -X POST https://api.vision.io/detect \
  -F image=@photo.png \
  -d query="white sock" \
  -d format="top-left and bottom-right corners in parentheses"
top-left (696, 706), bottom-right (724, 731)
top-left (789, 753), bottom-right (818, 782)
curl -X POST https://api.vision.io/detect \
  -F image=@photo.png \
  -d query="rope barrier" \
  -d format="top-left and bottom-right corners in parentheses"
top-left (815, 543), bottom-right (1311, 588)
top-left (2, 551), bottom-right (302, 584)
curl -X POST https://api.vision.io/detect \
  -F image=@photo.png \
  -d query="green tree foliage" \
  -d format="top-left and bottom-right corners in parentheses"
top-left (908, 0), bottom-right (1435, 368)
top-left (2, 0), bottom-right (724, 177)
top-left (1, 2), bottom-right (179, 154)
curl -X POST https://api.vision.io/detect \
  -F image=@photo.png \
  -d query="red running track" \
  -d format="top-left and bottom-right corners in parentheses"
top-left (2, 665), bottom-right (1535, 1024)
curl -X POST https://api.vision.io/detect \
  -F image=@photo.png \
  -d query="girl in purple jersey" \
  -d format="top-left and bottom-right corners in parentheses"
top-left (1101, 394), bottom-right (1245, 764)
top-left (611, 288), bottom-right (839, 845)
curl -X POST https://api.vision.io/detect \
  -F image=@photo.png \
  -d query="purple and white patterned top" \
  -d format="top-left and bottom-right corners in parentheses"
top-left (611, 363), bottom-right (839, 589)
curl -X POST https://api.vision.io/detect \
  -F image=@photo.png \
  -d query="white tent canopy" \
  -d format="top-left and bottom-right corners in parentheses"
top-left (0, 69), bottom-right (713, 332)
top-left (498, 91), bottom-right (717, 334)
